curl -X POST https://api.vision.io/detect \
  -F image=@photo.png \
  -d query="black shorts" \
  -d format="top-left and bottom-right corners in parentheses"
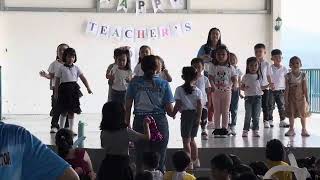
top-left (180, 110), bottom-right (199, 138)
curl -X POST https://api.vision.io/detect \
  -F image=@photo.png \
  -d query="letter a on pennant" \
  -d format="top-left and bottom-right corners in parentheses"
top-left (117, 0), bottom-right (128, 12)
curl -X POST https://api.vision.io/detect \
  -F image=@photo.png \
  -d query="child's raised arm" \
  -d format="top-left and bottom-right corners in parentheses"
top-left (39, 70), bottom-right (54, 79)
top-left (79, 74), bottom-right (92, 94)
top-left (127, 119), bottom-right (150, 141)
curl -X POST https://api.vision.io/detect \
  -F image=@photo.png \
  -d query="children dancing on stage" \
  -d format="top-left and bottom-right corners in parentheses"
top-left (54, 48), bottom-right (92, 135)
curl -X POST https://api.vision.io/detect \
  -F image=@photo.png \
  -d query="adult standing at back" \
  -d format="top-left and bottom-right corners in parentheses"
top-left (197, 27), bottom-right (223, 128)
top-left (197, 27), bottom-right (223, 74)
top-left (125, 55), bottom-right (175, 173)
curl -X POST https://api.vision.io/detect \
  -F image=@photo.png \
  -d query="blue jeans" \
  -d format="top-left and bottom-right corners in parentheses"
top-left (133, 114), bottom-right (169, 173)
top-left (229, 89), bottom-right (240, 127)
top-left (243, 96), bottom-right (262, 131)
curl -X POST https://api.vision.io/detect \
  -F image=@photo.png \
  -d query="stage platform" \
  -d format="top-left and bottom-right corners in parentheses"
top-left (3, 112), bottom-right (320, 176)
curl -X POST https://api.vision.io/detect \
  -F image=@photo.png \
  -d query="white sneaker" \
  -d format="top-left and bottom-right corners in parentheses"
top-left (269, 120), bottom-right (274, 128)
top-left (242, 130), bottom-right (248, 137)
top-left (279, 121), bottom-right (290, 128)
top-left (207, 121), bottom-right (215, 129)
top-left (264, 121), bottom-right (270, 128)
top-left (228, 126), bottom-right (236, 136)
top-left (193, 159), bottom-right (201, 168)
top-left (253, 130), bottom-right (260, 137)
top-left (50, 127), bottom-right (58, 133)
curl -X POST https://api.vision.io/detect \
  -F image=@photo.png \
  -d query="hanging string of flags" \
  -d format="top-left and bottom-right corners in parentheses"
top-left (85, 21), bottom-right (192, 42)
top-left (101, 0), bottom-right (184, 13)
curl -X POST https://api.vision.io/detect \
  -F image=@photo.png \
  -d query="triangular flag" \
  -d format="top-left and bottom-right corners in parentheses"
top-left (136, 0), bottom-right (147, 15)
top-left (100, 0), bottom-right (111, 4)
top-left (170, 0), bottom-right (183, 9)
top-left (117, 0), bottom-right (128, 12)
top-left (151, 0), bottom-right (164, 13)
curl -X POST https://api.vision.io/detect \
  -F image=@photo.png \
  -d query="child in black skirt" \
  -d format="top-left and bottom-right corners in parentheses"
top-left (54, 48), bottom-right (92, 134)
top-left (39, 43), bottom-right (69, 133)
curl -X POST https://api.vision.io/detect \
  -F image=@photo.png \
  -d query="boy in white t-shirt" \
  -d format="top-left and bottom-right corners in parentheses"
top-left (254, 43), bottom-right (275, 128)
top-left (270, 49), bottom-right (290, 128)
top-left (191, 58), bottom-right (211, 140)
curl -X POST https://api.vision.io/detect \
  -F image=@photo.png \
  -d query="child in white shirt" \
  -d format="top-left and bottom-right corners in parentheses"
top-left (191, 58), bottom-right (211, 140)
top-left (107, 49), bottom-right (133, 105)
top-left (270, 49), bottom-right (289, 128)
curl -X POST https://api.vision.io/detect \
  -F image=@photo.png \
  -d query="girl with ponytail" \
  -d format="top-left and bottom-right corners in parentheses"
top-left (125, 55), bottom-right (175, 173)
top-left (55, 129), bottom-right (96, 180)
top-left (172, 66), bottom-right (203, 169)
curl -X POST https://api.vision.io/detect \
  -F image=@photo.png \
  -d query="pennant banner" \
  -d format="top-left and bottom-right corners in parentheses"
top-left (103, 0), bottom-right (186, 14)
top-left (85, 20), bottom-right (192, 42)
top-left (170, 0), bottom-right (184, 9)
top-left (100, 0), bottom-right (111, 4)
top-left (117, 0), bottom-right (128, 12)
top-left (136, 0), bottom-right (147, 15)
top-left (151, 0), bottom-right (164, 13)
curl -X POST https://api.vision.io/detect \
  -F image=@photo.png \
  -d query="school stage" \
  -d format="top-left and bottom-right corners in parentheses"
top-left (3, 110), bottom-right (320, 175)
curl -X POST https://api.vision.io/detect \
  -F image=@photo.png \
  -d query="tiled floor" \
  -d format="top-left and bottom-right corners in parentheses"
top-left (3, 111), bottom-right (320, 149)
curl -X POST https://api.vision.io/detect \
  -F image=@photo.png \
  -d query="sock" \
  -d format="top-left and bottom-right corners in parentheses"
top-left (59, 115), bottom-right (67, 129)
top-left (68, 118), bottom-right (74, 132)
